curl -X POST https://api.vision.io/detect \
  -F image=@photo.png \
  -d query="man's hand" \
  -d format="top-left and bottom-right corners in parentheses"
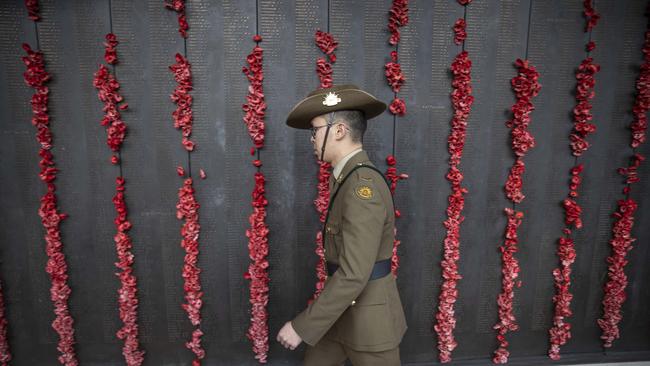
top-left (277, 321), bottom-right (302, 350)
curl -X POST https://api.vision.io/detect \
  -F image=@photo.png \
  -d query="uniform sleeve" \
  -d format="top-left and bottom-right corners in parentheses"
top-left (292, 176), bottom-right (386, 346)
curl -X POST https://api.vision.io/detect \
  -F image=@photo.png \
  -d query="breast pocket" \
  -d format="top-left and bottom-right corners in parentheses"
top-left (324, 221), bottom-right (342, 260)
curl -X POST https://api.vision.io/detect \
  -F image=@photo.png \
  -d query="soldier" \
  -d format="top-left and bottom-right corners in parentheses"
top-left (277, 84), bottom-right (407, 366)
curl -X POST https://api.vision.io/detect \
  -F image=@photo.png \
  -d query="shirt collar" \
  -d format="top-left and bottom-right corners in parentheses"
top-left (333, 148), bottom-right (363, 180)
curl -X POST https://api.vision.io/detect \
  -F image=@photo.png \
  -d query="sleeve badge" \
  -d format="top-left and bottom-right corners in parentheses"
top-left (355, 185), bottom-right (374, 200)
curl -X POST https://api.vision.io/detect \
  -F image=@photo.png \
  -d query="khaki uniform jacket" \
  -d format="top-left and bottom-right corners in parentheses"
top-left (292, 151), bottom-right (408, 352)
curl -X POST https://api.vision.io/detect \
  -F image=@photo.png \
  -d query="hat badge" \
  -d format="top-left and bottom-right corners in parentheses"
top-left (322, 92), bottom-right (341, 107)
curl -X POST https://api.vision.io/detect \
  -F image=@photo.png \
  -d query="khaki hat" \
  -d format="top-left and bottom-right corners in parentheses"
top-left (286, 84), bottom-right (387, 129)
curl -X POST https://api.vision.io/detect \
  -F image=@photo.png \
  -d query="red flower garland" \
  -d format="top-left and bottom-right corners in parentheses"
top-left (104, 33), bottom-right (118, 65)
top-left (385, 0), bottom-right (409, 276)
top-left (386, 51), bottom-right (407, 117)
top-left (493, 209), bottom-right (523, 364)
top-left (112, 177), bottom-right (145, 365)
top-left (176, 177), bottom-right (204, 365)
top-left (569, 57), bottom-right (599, 157)
top-left (385, 155), bottom-right (408, 274)
top-left (169, 53), bottom-right (196, 152)
top-left (25, 0), bottom-right (40, 21)
top-left (434, 48), bottom-right (473, 364)
top-left (242, 35), bottom-right (270, 364)
top-left (164, 0), bottom-right (188, 38)
top-left (453, 19), bottom-right (466, 46)
top-left (168, 31), bottom-right (204, 361)
top-left (22, 43), bottom-right (79, 366)
top-left (386, 0), bottom-right (408, 116)
top-left (598, 13), bottom-right (650, 348)
top-left (493, 59), bottom-right (541, 364)
top-left (583, 0), bottom-right (601, 32)
top-left (93, 59), bottom-right (127, 164)
top-left (388, 0), bottom-right (408, 46)
top-left (242, 39), bottom-right (266, 150)
top-left (315, 30), bottom-right (337, 88)
top-left (166, 6), bottom-right (204, 361)
top-left (309, 161), bottom-right (331, 302)
top-left (308, 30), bottom-right (337, 301)
top-left (93, 33), bottom-right (145, 366)
top-left (548, 1), bottom-right (600, 359)
top-left (598, 199), bottom-right (638, 347)
top-left (385, 52), bottom-right (404, 93)
top-left (0, 279), bottom-right (10, 366)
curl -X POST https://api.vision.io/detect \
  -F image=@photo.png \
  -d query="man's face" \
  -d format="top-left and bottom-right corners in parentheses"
top-left (310, 115), bottom-right (330, 160)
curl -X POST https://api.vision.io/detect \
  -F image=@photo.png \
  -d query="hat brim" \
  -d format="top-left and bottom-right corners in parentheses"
top-left (286, 88), bottom-right (387, 129)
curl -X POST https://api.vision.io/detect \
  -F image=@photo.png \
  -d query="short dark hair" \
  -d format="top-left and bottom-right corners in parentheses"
top-left (333, 110), bottom-right (367, 143)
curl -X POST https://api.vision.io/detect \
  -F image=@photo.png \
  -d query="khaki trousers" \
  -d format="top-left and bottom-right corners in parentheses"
top-left (303, 337), bottom-right (401, 366)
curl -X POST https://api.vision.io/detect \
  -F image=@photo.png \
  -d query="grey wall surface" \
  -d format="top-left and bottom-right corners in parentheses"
top-left (1, 0), bottom-right (649, 365)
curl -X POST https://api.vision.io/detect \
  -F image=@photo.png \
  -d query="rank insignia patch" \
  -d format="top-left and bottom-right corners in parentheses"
top-left (355, 185), bottom-right (373, 200)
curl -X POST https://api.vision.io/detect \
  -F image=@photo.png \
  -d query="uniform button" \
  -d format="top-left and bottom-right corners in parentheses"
top-left (326, 227), bottom-right (331, 233)
top-left (351, 300), bottom-right (356, 306)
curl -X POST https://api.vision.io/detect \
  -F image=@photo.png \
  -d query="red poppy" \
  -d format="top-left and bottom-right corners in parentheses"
top-left (385, 61), bottom-right (405, 93)
top-left (389, 98), bottom-right (406, 116)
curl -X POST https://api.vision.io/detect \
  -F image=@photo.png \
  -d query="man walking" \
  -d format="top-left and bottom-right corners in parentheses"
top-left (277, 84), bottom-right (407, 366)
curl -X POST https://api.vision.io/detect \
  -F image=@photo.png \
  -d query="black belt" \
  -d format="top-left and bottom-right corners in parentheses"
top-left (327, 258), bottom-right (391, 280)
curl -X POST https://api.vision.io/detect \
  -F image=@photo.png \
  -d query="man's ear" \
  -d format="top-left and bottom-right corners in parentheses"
top-left (335, 123), bottom-right (347, 140)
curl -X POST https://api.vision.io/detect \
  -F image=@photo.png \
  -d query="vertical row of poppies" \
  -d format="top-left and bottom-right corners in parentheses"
top-left (242, 26), bottom-right (270, 362)
top-left (548, 1), bottom-right (600, 360)
top-left (434, 0), bottom-right (474, 363)
top-left (309, 30), bottom-right (337, 302)
top-left (597, 7), bottom-right (650, 349)
top-left (20, 2), bottom-right (79, 363)
top-left (165, 2), bottom-right (205, 364)
top-left (492, 58), bottom-right (541, 364)
top-left (92, 30), bottom-right (145, 365)
top-left (384, 0), bottom-right (409, 276)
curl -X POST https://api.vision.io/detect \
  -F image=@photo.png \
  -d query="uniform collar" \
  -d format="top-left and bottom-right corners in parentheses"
top-left (333, 148), bottom-right (363, 180)
top-left (334, 149), bottom-right (370, 182)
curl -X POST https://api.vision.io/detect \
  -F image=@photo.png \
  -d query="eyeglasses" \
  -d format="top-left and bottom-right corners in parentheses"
top-left (310, 124), bottom-right (329, 139)
top-left (310, 123), bottom-right (349, 139)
